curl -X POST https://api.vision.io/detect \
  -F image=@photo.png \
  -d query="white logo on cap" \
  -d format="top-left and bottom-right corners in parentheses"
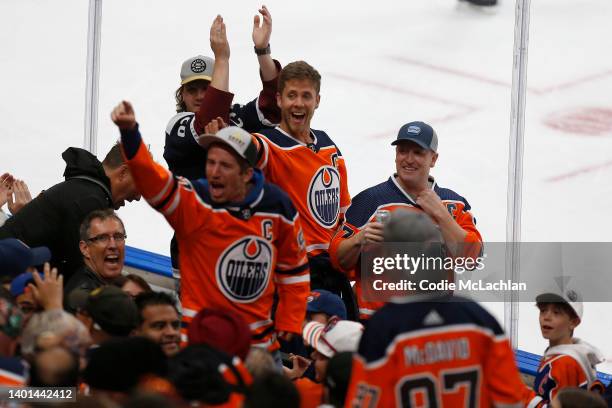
top-left (407, 126), bottom-right (421, 135)
top-left (191, 59), bottom-right (207, 73)
top-left (228, 132), bottom-right (246, 148)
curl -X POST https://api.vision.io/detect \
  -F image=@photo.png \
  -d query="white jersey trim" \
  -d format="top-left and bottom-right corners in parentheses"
top-left (307, 243), bottom-right (329, 252)
top-left (275, 275), bottom-right (310, 285)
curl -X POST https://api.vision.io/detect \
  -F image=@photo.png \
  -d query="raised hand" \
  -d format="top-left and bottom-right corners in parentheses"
top-left (111, 100), bottom-right (137, 130)
top-left (0, 173), bottom-right (14, 209)
top-left (210, 15), bottom-right (230, 61)
top-left (252, 5), bottom-right (272, 49)
top-left (29, 262), bottom-right (63, 311)
top-left (7, 179), bottom-right (32, 215)
top-left (204, 116), bottom-right (228, 135)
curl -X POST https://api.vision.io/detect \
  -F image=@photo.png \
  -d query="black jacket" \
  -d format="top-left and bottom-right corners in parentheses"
top-left (64, 264), bottom-right (109, 313)
top-left (0, 148), bottom-right (114, 281)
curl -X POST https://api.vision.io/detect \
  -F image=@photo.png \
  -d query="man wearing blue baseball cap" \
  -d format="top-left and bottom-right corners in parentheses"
top-left (329, 121), bottom-right (482, 319)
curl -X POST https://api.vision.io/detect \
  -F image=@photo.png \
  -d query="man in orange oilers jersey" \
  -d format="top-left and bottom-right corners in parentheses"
top-left (111, 101), bottom-right (309, 353)
top-left (345, 211), bottom-right (524, 408)
top-left (329, 121), bottom-right (482, 320)
top-left (252, 61), bottom-right (354, 318)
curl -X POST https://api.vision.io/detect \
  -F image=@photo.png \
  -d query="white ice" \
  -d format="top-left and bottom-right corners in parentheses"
top-left (2, 0), bottom-right (612, 373)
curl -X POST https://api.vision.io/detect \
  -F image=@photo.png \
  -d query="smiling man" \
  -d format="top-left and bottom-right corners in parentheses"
top-left (329, 121), bottom-right (482, 319)
top-left (135, 291), bottom-right (181, 357)
top-left (64, 209), bottom-right (127, 313)
top-left (247, 61), bottom-right (355, 319)
top-left (112, 101), bottom-right (309, 361)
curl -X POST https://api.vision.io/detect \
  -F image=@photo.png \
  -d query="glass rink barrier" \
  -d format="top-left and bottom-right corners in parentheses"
top-left (3, 0), bottom-right (612, 383)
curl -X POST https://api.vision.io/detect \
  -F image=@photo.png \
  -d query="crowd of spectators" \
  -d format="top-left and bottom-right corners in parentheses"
top-left (1, 5), bottom-right (610, 408)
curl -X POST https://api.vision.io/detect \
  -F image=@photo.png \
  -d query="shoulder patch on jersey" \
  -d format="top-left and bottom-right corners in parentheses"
top-left (216, 236), bottom-right (273, 303)
top-left (307, 166), bottom-right (341, 228)
top-left (165, 112), bottom-right (194, 135)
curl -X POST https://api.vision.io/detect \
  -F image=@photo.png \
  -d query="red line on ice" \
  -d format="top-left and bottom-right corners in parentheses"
top-left (327, 72), bottom-right (478, 110)
top-left (545, 160), bottom-right (612, 183)
top-left (386, 55), bottom-right (612, 96)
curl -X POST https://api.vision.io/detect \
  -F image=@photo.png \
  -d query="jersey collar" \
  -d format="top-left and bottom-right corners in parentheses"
top-left (389, 175), bottom-right (437, 205)
top-left (275, 126), bottom-right (318, 147)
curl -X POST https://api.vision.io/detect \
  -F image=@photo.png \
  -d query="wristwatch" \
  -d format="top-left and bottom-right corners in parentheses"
top-left (254, 44), bottom-right (271, 55)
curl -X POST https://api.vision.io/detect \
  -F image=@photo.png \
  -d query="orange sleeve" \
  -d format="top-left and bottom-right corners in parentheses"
top-left (122, 130), bottom-right (208, 237)
top-left (483, 337), bottom-right (527, 406)
top-left (345, 355), bottom-right (389, 407)
top-left (328, 222), bottom-right (360, 276)
top-left (252, 133), bottom-right (272, 177)
top-left (337, 156), bottom-right (351, 215)
top-left (273, 214), bottom-right (310, 334)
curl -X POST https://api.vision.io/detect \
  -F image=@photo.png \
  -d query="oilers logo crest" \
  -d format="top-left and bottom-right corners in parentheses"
top-left (307, 166), bottom-right (341, 228)
top-left (216, 236), bottom-right (273, 303)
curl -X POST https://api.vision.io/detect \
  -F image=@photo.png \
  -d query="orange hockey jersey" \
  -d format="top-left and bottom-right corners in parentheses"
top-left (120, 126), bottom-right (310, 349)
top-left (328, 175), bottom-right (482, 319)
top-left (345, 296), bottom-right (524, 408)
top-left (253, 127), bottom-right (351, 256)
top-left (526, 339), bottom-right (605, 407)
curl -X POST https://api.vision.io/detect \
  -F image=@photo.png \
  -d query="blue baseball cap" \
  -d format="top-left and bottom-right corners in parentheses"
top-left (391, 121), bottom-right (438, 152)
top-left (10, 271), bottom-right (43, 297)
top-left (306, 289), bottom-right (347, 320)
top-left (0, 238), bottom-right (51, 278)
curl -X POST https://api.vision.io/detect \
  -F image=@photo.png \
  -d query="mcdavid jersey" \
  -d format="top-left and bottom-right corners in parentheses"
top-left (164, 75), bottom-right (280, 180)
top-left (121, 126), bottom-right (309, 349)
top-left (253, 127), bottom-right (351, 255)
top-left (328, 175), bottom-right (482, 319)
top-left (529, 340), bottom-right (604, 406)
top-left (346, 297), bottom-right (525, 408)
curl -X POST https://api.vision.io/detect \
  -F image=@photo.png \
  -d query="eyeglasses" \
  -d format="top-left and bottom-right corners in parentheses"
top-left (86, 233), bottom-right (127, 245)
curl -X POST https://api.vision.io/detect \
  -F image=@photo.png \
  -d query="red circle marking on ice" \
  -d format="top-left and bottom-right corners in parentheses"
top-left (544, 107), bottom-right (612, 136)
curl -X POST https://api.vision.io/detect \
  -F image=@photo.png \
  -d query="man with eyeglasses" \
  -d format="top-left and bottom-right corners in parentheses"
top-left (64, 209), bottom-right (127, 313)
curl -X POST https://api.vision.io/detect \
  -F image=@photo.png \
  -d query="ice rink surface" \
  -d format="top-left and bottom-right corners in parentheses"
top-left (2, 0), bottom-right (612, 371)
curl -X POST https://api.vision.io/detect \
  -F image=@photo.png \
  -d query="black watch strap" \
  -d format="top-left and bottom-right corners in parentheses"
top-left (254, 44), bottom-right (271, 55)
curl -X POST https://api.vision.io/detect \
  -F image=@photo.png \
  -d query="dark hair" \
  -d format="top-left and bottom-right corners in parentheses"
top-left (175, 86), bottom-right (186, 113)
top-left (102, 141), bottom-right (126, 169)
top-left (168, 344), bottom-right (248, 405)
top-left (555, 387), bottom-right (606, 408)
top-left (135, 291), bottom-right (178, 323)
top-left (115, 274), bottom-right (152, 293)
top-left (325, 352), bottom-right (353, 407)
top-left (79, 209), bottom-right (125, 242)
top-left (244, 373), bottom-right (300, 408)
top-left (84, 336), bottom-right (167, 393)
top-left (278, 61), bottom-right (321, 95)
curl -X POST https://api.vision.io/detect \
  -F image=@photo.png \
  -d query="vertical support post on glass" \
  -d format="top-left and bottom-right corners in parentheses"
top-left (506, 0), bottom-right (531, 349)
top-left (84, 0), bottom-right (102, 155)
